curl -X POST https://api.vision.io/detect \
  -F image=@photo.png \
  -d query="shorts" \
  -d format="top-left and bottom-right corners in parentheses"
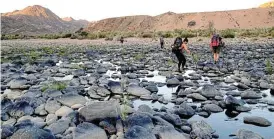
top-left (212, 46), bottom-right (220, 53)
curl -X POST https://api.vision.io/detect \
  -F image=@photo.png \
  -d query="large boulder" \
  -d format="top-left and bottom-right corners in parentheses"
top-left (200, 85), bottom-right (222, 98)
top-left (127, 84), bottom-right (151, 97)
top-left (45, 99), bottom-right (61, 114)
top-left (125, 126), bottom-right (156, 139)
top-left (45, 118), bottom-right (70, 135)
top-left (10, 126), bottom-right (55, 139)
top-left (241, 91), bottom-right (262, 99)
top-left (166, 78), bottom-right (180, 87)
top-left (153, 125), bottom-right (188, 139)
top-left (79, 100), bottom-right (119, 122)
top-left (108, 81), bottom-right (123, 94)
top-left (203, 104), bottom-right (223, 113)
top-left (175, 103), bottom-right (195, 118)
top-left (9, 101), bottom-right (34, 118)
top-left (1, 125), bottom-right (14, 138)
top-left (7, 77), bottom-right (28, 89)
top-left (187, 93), bottom-right (207, 101)
top-left (225, 95), bottom-right (244, 108)
top-left (126, 113), bottom-right (154, 130)
top-left (73, 122), bottom-right (108, 139)
top-left (243, 116), bottom-right (272, 127)
top-left (190, 120), bottom-right (214, 139)
top-left (56, 93), bottom-right (87, 107)
top-left (236, 129), bottom-right (263, 139)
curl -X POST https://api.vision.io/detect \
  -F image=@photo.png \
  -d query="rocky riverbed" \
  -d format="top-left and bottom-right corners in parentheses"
top-left (1, 38), bottom-right (274, 139)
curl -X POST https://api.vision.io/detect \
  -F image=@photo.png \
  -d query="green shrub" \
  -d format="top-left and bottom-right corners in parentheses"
top-left (141, 32), bottom-right (153, 38)
top-left (180, 31), bottom-right (196, 38)
top-left (221, 29), bottom-right (235, 38)
top-left (266, 59), bottom-right (273, 75)
top-left (80, 31), bottom-right (88, 37)
top-left (62, 33), bottom-right (72, 38)
top-left (162, 31), bottom-right (174, 38)
top-left (70, 35), bottom-right (77, 39)
top-left (41, 81), bottom-right (67, 92)
top-left (87, 33), bottom-right (98, 40)
top-left (188, 21), bottom-right (196, 27)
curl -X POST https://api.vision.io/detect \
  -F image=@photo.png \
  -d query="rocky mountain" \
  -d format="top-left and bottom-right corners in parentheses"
top-left (86, 7), bottom-right (274, 33)
top-left (259, 0), bottom-right (274, 8)
top-left (1, 5), bottom-right (89, 35)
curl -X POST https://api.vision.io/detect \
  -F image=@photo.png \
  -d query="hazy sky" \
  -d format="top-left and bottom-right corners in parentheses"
top-left (0, 0), bottom-right (271, 21)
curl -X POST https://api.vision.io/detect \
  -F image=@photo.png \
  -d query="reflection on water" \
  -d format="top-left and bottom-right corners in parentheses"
top-left (189, 108), bottom-right (274, 139)
top-left (99, 59), bottom-right (274, 138)
top-left (133, 99), bottom-right (175, 110)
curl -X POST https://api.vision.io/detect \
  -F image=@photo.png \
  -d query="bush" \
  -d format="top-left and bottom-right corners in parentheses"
top-left (70, 35), bottom-right (77, 39)
top-left (80, 31), bottom-right (88, 37)
top-left (221, 29), bottom-right (235, 38)
top-left (265, 59), bottom-right (273, 75)
top-left (62, 33), bottom-right (72, 38)
top-left (87, 33), bottom-right (98, 40)
top-left (105, 37), bottom-right (113, 41)
top-left (180, 31), bottom-right (196, 38)
top-left (41, 81), bottom-right (67, 92)
top-left (141, 32), bottom-right (153, 38)
top-left (162, 31), bottom-right (174, 38)
top-left (188, 21), bottom-right (196, 27)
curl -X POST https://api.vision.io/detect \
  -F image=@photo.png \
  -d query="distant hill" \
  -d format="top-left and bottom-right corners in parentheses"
top-left (85, 7), bottom-right (274, 33)
top-left (1, 5), bottom-right (89, 35)
top-left (259, 0), bottom-right (274, 8)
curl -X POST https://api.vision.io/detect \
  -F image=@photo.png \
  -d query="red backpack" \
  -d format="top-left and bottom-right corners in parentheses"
top-left (210, 35), bottom-right (220, 47)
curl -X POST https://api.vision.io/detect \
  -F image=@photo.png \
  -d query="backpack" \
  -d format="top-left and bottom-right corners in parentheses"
top-left (172, 37), bottom-right (183, 50)
top-left (211, 35), bottom-right (220, 47)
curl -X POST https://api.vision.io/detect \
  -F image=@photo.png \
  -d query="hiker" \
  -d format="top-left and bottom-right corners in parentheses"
top-left (160, 36), bottom-right (164, 48)
top-left (120, 37), bottom-right (124, 44)
top-left (210, 33), bottom-right (223, 64)
top-left (171, 37), bottom-right (191, 73)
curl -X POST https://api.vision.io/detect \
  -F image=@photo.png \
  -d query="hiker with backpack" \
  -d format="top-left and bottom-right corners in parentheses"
top-left (210, 33), bottom-right (224, 64)
top-left (171, 37), bottom-right (191, 73)
top-left (160, 36), bottom-right (164, 49)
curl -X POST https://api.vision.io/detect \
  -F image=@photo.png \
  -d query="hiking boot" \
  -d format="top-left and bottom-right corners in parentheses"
top-left (176, 69), bottom-right (182, 73)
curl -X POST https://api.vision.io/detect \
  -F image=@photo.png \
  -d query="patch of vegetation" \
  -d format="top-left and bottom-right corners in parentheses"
top-left (42, 47), bottom-right (55, 55)
top-left (120, 77), bottom-right (129, 121)
top-left (180, 31), bottom-right (196, 38)
top-left (1, 57), bottom-right (11, 63)
top-left (192, 53), bottom-right (200, 69)
top-left (140, 32), bottom-right (153, 38)
top-left (41, 81), bottom-right (67, 92)
top-left (265, 59), bottom-right (273, 75)
top-left (208, 21), bottom-right (215, 35)
top-left (24, 51), bottom-right (41, 64)
top-left (134, 53), bottom-right (145, 61)
top-left (221, 29), bottom-right (235, 38)
top-left (197, 38), bottom-right (203, 42)
top-left (188, 20), bottom-right (196, 27)
top-left (167, 58), bottom-right (175, 66)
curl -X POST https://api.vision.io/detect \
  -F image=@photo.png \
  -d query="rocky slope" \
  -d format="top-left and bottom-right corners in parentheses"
top-left (86, 7), bottom-right (274, 32)
top-left (1, 5), bottom-right (89, 35)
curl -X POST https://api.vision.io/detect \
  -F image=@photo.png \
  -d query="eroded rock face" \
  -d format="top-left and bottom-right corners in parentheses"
top-left (79, 100), bottom-right (119, 122)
